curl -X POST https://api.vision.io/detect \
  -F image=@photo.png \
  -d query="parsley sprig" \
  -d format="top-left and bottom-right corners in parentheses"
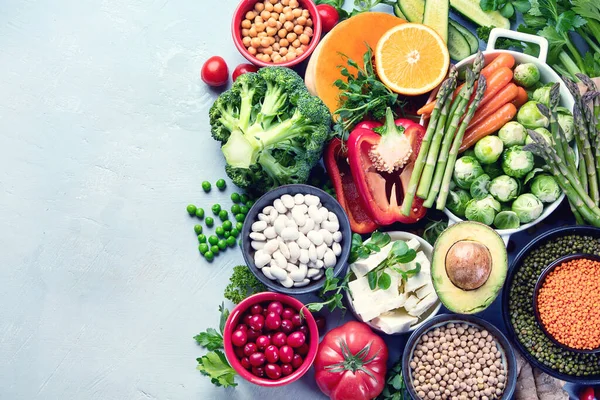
top-left (303, 268), bottom-right (350, 315)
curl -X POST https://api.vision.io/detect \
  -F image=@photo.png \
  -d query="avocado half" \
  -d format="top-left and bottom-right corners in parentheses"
top-left (431, 221), bottom-right (507, 314)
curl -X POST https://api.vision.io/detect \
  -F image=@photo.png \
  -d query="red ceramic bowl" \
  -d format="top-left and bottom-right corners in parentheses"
top-left (223, 292), bottom-right (319, 387)
top-left (231, 0), bottom-right (322, 68)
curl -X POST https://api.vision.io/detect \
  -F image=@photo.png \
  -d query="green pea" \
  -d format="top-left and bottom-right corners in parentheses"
top-left (230, 228), bottom-right (239, 238)
top-left (219, 210), bottom-right (229, 221)
top-left (194, 225), bottom-right (203, 235)
top-left (212, 204), bottom-right (221, 214)
top-left (245, 200), bottom-right (255, 208)
top-left (204, 250), bottom-right (214, 261)
top-left (231, 193), bottom-right (241, 203)
top-left (231, 204), bottom-right (241, 214)
top-left (208, 235), bottom-right (219, 246)
top-left (235, 213), bottom-right (245, 222)
top-left (240, 206), bottom-right (249, 215)
top-left (240, 194), bottom-right (249, 203)
top-left (197, 234), bottom-right (207, 243)
top-left (198, 243), bottom-right (209, 254)
top-left (216, 179), bottom-right (226, 190)
top-left (210, 245), bottom-right (219, 254)
top-left (215, 226), bottom-right (225, 237)
top-left (195, 208), bottom-right (205, 219)
top-left (205, 217), bottom-right (214, 227)
top-left (223, 231), bottom-right (231, 238)
top-left (186, 204), bottom-right (197, 215)
top-left (236, 222), bottom-right (243, 231)
top-left (222, 220), bottom-right (233, 231)
top-left (226, 236), bottom-right (237, 247)
top-left (217, 239), bottom-right (227, 250)
top-left (202, 181), bottom-right (211, 192)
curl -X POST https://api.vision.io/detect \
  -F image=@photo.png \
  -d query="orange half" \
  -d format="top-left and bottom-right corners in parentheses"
top-left (375, 23), bottom-right (450, 96)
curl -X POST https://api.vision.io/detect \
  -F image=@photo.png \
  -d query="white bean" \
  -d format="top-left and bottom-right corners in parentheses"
top-left (293, 279), bottom-right (310, 287)
top-left (262, 206), bottom-right (274, 215)
top-left (304, 194), bottom-right (320, 207)
top-left (263, 239), bottom-right (279, 255)
top-left (286, 263), bottom-right (297, 272)
top-left (320, 229), bottom-right (333, 246)
top-left (273, 198), bottom-right (287, 214)
top-left (294, 204), bottom-right (308, 214)
top-left (299, 249), bottom-right (309, 264)
top-left (324, 249), bottom-right (336, 267)
top-left (307, 230), bottom-right (324, 246)
top-left (294, 193), bottom-right (305, 205)
top-left (252, 220), bottom-right (267, 232)
top-left (291, 208), bottom-right (307, 227)
top-left (273, 216), bottom-right (286, 235)
top-left (316, 243), bottom-right (327, 259)
top-left (250, 232), bottom-right (266, 241)
top-left (297, 233), bottom-right (311, 249)
top-left (316, 259), bottom-right (324, 269)
top-left (279, 241), bottom-right (290, 259)
top-left (299, 218), bottom-right (315, 235)
top-left (307, 268), bottom-right (321, 278)
top-left (332, 231), bottom-right (343, 243)
top-left (288, 241), bottom-right (300, 261)
top-left (273, 251), bottom-right (287, 269)
top-left (258, 213), bottom-right (270, 223)
top-left (308, 244), bottom-right (317, 263)
top-left (251, 241), bottom-right (265, 250)
top-left (313, 271), bottom-right (324, 280)
top-left (264, 226), bottom-right (277, 239)
top-left (262, 267), bottom-right (275, 280)
top-left (280, 276), bottom-right (294, 288)
top-left (289, 265), bottom-right (306, 282)
top-left (321, 220), bottom-right (339, 233)
top-left (254, 250), bottom-right (271, 268)
top-left (308, 204), bottom-right (323, 224)
top-left (284, 218), bottom-right (297, 229)
top-left (308, 260), bottom-right (318, 268)
top-left (281, 194), bottom-right (295, 209)
top-left (281, 227), bottom-right (299, 241)
top-left (318, 207), bottom-right (329, 222)
top-left (328, 212), bottom-right (339, 224)
top-left (269, 208), bottom-right (279, 222)
top-left (332, 242), bottom-right (342, 256)
top-left (270, 265), bottom-right (288, 280)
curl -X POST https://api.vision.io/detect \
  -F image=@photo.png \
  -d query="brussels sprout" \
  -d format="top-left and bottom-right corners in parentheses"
top-left (514, 63), bottom-right (541, 88)
top-left (557, 111), bottom-right (575, 142)
top-left (465, 195), bottom-right (501, 226)
top-left (470, 174), bottom-right (491, 200)
top-left (453, 156), bottom-right (485, 190)
top-left (525, 127), bottom-right (553, 145)
top-left (494, 211), bottom-right (521, 229)
top-left (517, 101), bottom-right (549, 129)
top-left (512, 193), bottom-right (544, 223)
top-left (498, 121), bottom-right (527, 147)
top-left (532, 85), bottom-right (551, 107)
top-left (482, 162), bottom-right (504, 179)
top-left (463, 148), bottom-right (476, 158)
top-left (446, 189), bottom-right (472, 217)
top-left (474, 136), bottom-right (504, 165)
top-left (530, 174), bottom-right (561, 203)
top-left (489, 175), bottom-right (519, 202)
top-left (502, 146), bottom-right (535, 179)
top-left (524, 168), bottom-right (544, 185)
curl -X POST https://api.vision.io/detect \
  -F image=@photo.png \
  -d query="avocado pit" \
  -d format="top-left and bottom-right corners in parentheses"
top-left (445, 240), bottom-right (492, 290)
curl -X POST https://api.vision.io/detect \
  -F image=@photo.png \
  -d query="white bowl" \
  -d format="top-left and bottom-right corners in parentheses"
top-left (345, 231), bottom-right (442, 335)
top-left (421, 28), bottom-right (575, 246)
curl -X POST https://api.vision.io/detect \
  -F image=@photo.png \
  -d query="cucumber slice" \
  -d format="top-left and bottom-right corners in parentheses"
top-left (449, 19), bottom-right (479, 53)
top-left (449, 0), bottom-right (510, 29)
top-left (394, 3), bottom-right (407, 19)
top-left (423, 0), bottom-right (449, 43)
top-left (397, 0), bottom-right (425, 23)
top-left (448, 25), bottom-right (472, 60)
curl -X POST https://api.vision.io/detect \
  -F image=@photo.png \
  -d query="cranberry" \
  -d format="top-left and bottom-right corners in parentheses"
top-left (271, 332), bottom-right (287, 347)
top-left (247, 328), bottom-right (261, 341)
top-left (236, 323), bottom-right (248, 332)
top-left (249, 352), bottom-right (266, 367)
top-left (282, 307), bottom-right (296, 320)
top-left (315, 316), bottom-right (326, 333)
top-left (296, 325), bottom-right (308, 336)
top-left (234, 346), bottom-right (245, 359)
top-left (265, 363), bottom-right (282, 379)
top-left (240, 356), bottom-right (251, 370)
top-left (279, 345), bottom-right (294, 364)
top-left (287, 331), bottom-right (306, 348)
top-left (243, 342), bottom-right (258, 356)
top-left (267, 301), bottom-right (284, 315)
top-left (281, 363), bottom-right (294, 376)
top-left (243, 314), bottom-right (253, 325)
top-left (250, 304), bottom-right (263, 315)
top-left (296, 343), bottom-right (309, 356)
top-left (291, 314), bottom-right (303, 327)
top-left (281, 319), bottom-right (294, 334)
top-left (265, 311), bottom-right (282, 330)
top-left (292, 354), bottom-right (303, 369)
top-left (252, 366), bottom-right (265, 377)
top-left (256, 335), bottom-right (271, 350)
top-left (248, 314), bottom-right (265, 332)
top-left (264, 345), bottom-right (279, 363)
top-left (231, 329), bottom-right (247, 347)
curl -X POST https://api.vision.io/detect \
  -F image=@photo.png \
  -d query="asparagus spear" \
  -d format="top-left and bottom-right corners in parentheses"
top-left (401, 76), bottom-right (455, 216)
top-left (573, 105), bottom-right (599, 204)
top-left (436, 74), bottom-right (487, 210)
top-left (579, 154), bottom-right (589, 193)
top-left (445, 52), bottom-right (485, 131)
top-left (576, 73), bottom-right (599, 132)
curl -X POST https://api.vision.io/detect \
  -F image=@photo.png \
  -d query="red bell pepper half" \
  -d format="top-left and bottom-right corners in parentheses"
top-left (324, 138), bottom-right (379, 234)
top-left (347, 108), bottom-right (427, 226)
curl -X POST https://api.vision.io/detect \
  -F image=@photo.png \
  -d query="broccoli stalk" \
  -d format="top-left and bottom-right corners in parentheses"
top-left (369, 108), bottom-right (412, 173)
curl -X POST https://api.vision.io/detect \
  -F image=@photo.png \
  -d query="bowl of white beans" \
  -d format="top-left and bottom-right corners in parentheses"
top-left (241, 184), bottom-right (351, 295)
top-left (231, 0), bottom-right (322, 67)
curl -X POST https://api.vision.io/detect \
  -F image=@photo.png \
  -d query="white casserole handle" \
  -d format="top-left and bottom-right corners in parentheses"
top-left (446, 216), bottom-right (511, 248)
top-left (486, 28), bottom-right (549, 64)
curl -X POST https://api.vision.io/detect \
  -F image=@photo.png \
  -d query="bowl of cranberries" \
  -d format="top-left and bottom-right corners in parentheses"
top-left (223, 292), bottom-right (319, 386)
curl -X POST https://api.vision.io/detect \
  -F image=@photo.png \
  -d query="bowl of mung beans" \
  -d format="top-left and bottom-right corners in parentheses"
top-left (231, 0), bottom-right (322, 68)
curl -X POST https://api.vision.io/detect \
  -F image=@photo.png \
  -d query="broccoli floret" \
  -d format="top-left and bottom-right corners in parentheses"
top-left (210, 67), bottom-right (332, 195)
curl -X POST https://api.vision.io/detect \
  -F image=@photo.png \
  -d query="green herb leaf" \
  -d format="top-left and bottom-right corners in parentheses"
top-left (397, 249), bottom-right (417, 264)
top-left (423, 217), bottom-right (448, 246)
top-left (194, 328), bottom-right (224, 351)
top-left (513, 0), bottom-right (531, 13)
top-left (196, 350), bottom-right (237, 388)
top-left (218, 303), bottom-right (229, 334)
top-left (499, 2), bottom-right (514, 18)
top-left (224, 265), bottom-right (266, 304)
top-left (390, 240), bottom-right (409, 257)
top-left (367, 271), bottom-right (378, 290)
top-left (378, 272), bottom-right (392, 290)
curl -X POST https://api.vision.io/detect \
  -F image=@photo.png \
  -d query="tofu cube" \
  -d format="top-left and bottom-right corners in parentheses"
top-left (416, 282), bottom-right (435, 299)
top-left (404, 270), bottom-right (432, 293)
top-left (350, 242), bottom-right (394, 278)
top-left (408, 292), bottom-right (438, 317)
top-left (372, 309), bottom-right (419, 334)
top-left (403, 294), bottom-right (420, 313)
top-left (406, 238), bottom-right (421, 251)
top-left (349, 273), bottom-right (401, 321)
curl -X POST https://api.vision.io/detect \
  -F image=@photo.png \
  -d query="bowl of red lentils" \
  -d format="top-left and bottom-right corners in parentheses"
top-left (231, 0), bottom-right (321, 67)
top-left (533, 253), bottom-right (600, 354)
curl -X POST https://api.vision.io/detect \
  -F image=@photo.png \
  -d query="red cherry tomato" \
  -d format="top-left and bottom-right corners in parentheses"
top-left (296, 343), bottom-right (309, 356)
top-left (271, 332), bottom-right (287, 347)
top-left (279, 345), bottom-right (294, 364)
top-left (232, 63), bottom-right (259, 82)
top-left (281, 363), bottom-right (294, 376)
top-left (250, 304), bottom-right (263, 315)
top-left (296, 325), bottom-right (308, 336)
top-left (248, 314), bottom-right (265, 332)
top-left (236, 323), bottom-right (248, 332)
top-left (234, 346), bottom-right (245, 359)
top-left (579, 387), bottom-right (596, 400)
top-left (291, 314), bottom-right (303, 327)
top-left (264, 345), bottom-right (280, 363)
top-left (316, 4), bottom-right (339, 33)
top-left (240, 356), bottom-right (252, 370)
top-left (282, 307), bottom-right (296, 320)
top-left (249, 352), bottom-right (266, 367)
top-left (281, 319), bottom-right (294, 334)
top-left (287, 331), bottom-right (306, 348)
top-left (265, 311), bottom-right (282, 330)
top-left (256, 335), bottom-right (271, 350)
top-left (243, 342), bottom-right (258, 356)
top-left (247, 328), bottom-right (261, 341)
top-left (267, 301), bottom-right (284, 315)
top-left (265, 363), bottom-right (282, 379)
top-left (231, 329), bottom-right (248, 347)
top-left (201, 56), bottom-right (229, 87)
top-left (291, 353), bottom-right (304, 369)
top-left (252, 366), bottom-right (265, 377)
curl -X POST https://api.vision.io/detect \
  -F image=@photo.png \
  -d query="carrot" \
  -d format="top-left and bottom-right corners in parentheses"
top-left (467, 83), bottom-right (518, 128)
top-left (459, 103), bottom-right (517, 151)
top-left (511, 86), bottom-right (528, 108)
top-left (417, 53), bottom-right (516, 116)
top-left (477, 67), bottom-right (514, 109)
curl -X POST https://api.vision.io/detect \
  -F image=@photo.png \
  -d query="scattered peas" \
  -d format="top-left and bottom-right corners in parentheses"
top-left (230, 228), bottom-right (239, 238)
top-left (208, 235), bottom-right (219, 246)
top-left (195, 208), bottom-right (205, 219)
top-left (240, 194), bottom-right (249, 203)
top-left (210, 245), bottom-right (220, 254)
top-left (231, 204), bottom-right (241, 214)
top-left (240, 206), bottom-right (249, 215)
top-left (186, 204), bottom-right (197, 215)
top-left (212, 204), bottom-right (221, 214)
top-left (231, 193), bottom-right (241, 203)
top-left (222, 220), bottom-right (233, 231)
top-left (215, 226), bottom-right (225, 237)
top-left (194, 225), bottom-right (203, 235)
top-left (198, 243), bottom-right (209, 254)
top-left (204, 250), bottom-right (214, 261)
top-left (216, 179), bottom-right (226, 190)
top-left (205, 217), bottom-right (214, 227)
top-left (217, 239), bottom-right (227, 250)
top-left (219, 210), bottom-right (229, 221)
top-left (235, 213), bottom-right (246, 222)
top-left (223, 231), bottom-right (231, 238)
top-left (246, 200), bottom-right (255, 208)
top-left (202, 181), bottom-right (211, 192)
top-left (226, 236), bottom-right (237, 247)
top-left (197, 234), bottom-right (207, 243)
top-left (236, 222), bottom-right (243, 231)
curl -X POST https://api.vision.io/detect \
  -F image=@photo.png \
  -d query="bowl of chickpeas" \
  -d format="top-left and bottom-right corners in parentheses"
top-left (232, 0), bottom-right (321, 67)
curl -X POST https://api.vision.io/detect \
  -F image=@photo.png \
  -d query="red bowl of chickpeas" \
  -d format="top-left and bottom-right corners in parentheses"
top-left (231, 0), bottom-right (322, 67)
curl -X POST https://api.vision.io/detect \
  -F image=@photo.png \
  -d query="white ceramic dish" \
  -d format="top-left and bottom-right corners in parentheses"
top-left (345, 231), bottom-right (442, 335)
top-left (421, 28), bottom-right (576, 246)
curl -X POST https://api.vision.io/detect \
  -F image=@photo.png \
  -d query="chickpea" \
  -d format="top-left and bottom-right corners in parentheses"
top-left (245, 11), bottom-right (256, 20)
top-left (292, 8), bottom-right (302, 17)
top-left (261, 10), bottom-right (271, 19)
top-left (249, 26), bottom-right (258, 37)
top-left (279, 47), bottom-right (288, 56)
top-left (296, 16), bottom-right (307, 26)
top-left (248, 46), bottom-right (257, 55)
top-left (274, 2), bottom-right (283, 12)
top-left (270, 12), bottom-right (279, 21)
top-left (287, 50), bottom-right (297, 60)
top-left (281, 0), bottom-right (289, 5)
top-left (279, 38), bottom-right (289, 47)
top-left (306, 18), bottom-right (313, 27)
top-left (269, 36), bottom-right (276, 44)
top-left (267, 18), bottom-right (277, 27)
top-left (255, 22), bottom-right (265, 32)
top-left (292, 38), bottom-right (300, 48)
top-left (254, 16), bottom-right (263, 24)
top-left (279, 13), bottom-right (287, 23)
top-left (242, 28), bottom-right (250, 36)
top-left (273, 42), bottom-right (280, 51)
top-left (242, 19), bottom-right (252, 29)
top-left (302, 9), bottom-right (309, 18)
top-left (255, 2), bottom-right (265, 11)
top-left (304, 26), bottom-right (313, 36)
top-left (258, 31), bottom-right (267, 37)
top-left (266, 26), bottom-right (277, 36)
top-left (278, 28), bottom-right (287, 38)
top-left (265, 2), bottom-right (274, 11)
top-left (296, 48), bottom-right (304, 56)
top-left (269, 0), bottom-right (277, 4)
top-left (242, 36), bottom-right (252, 47)
top-left (286, 32), bottom-right (297, 41)
top-left (276, 21), bottom-right (282, 29)
top-left (284, 21), bottom-right (294, 31)
top-left (289, 0), bottom-right (299, 8)
top-left (283, 6), bottom-right (291, 13)
top-left (285, 11), bottom-right (294, 21)
top-left (263, 46), bottom-right (273, 55)
top-left (251, 37), bottom-right (261, 48)
top-left (293, 25), bottom-right (303, 35)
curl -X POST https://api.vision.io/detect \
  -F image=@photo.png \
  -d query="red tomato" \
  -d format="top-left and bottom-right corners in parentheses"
top-left (232, 63), bottom-right (259, 82)
top-left (201, 56), bottom-right (229, 87)
top-left (316, 4), bottom-right (339, 33)
top-left (314, 321), bottom-right (388, 400)
top-left (579, 387), bottom-right (596, 400)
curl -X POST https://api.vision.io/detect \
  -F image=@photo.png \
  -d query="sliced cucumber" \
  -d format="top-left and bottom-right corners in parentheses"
top-left (394, 3), bottom-right (407, 19)
top-left (423, 0), bottom-right (449, 43)
top-left (397, 0), bottom-right (425, 23)
top-left (449, 0), bottom-right (510, 29)
top-left (448, 25), bottom-right (472, 60)
top-left (449, 19), bottom-right (479, 53)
